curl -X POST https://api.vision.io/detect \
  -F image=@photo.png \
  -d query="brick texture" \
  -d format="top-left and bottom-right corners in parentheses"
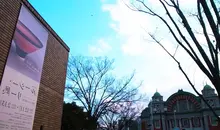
top-left (0, 0), bottom-right (69, 130)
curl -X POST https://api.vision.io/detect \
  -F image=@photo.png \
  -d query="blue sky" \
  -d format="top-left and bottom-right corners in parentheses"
top-left (28, 0), bottom-right (113, 55)
top-left (28, 0), bottom-right (213, 101)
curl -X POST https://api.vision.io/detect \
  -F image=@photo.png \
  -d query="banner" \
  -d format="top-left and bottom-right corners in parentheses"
top-left (0, 4), bottom-right (48, 130)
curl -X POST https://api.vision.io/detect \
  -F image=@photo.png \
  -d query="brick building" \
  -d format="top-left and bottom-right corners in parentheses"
top-left (140, 85), bottom-right (220, 130)
top-left (0, 0), bottom-right (69, 130)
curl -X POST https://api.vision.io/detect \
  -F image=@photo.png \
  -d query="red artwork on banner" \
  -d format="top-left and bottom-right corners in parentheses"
top-left (0, 4), bottom-right (48, 130)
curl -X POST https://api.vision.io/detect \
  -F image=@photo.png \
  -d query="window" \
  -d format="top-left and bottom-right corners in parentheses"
top-left (179, 100), bottom-right (187, 112)
top-left (193, 117), bottom-right (200, 127)
top-left (211, 116), bottom-right (218, 126)
top-left (146, 120), bottom-right (152, 129)
top-left (188, 102), bottom-right (196, 111)
top-left (181, 118), bottom-right (190, 128)
top-left (170, 119), bottom-right (175, 128)
top-left (155, 104), bottom-right (160, 112)
top-left (171, 119), bottom-right (178, 127)
top-left (208, 99), bottom-right (215, 107)
top-left (154, 120), bottom-right (160, 128)
top-left (172, 105), bottom-right (177, 112)
top-left (167, 120), bottom-right (170, 128)
top-left (176, 119), bottom-right (180, 127)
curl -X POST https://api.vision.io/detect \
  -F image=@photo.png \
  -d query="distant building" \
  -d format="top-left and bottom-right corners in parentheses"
top-left (140, 85), bottom-right (220, 130)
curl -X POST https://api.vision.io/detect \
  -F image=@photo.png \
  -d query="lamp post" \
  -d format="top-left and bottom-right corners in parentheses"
top-left (160, 111), bottom-right (162, 130)
top-left (153, 108), bottom-right (157, 130)
top-left (152, 107), bottom-right (168, 130)
top-left (163, 107), bottom-right (167, 130)
top-left (174, 110), bottom-right (177, 128)
top-left (150, 105), bottom-right (154, 130)
top-left (160, 107), bottom-right (167, 130)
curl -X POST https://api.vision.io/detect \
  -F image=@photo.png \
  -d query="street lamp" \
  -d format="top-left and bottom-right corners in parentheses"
top-left (149, 107), bottom-right (155, 130)
top-left (174, 110), bottom-right (177, 128)
top-left (162, 107), bottom-right (167, 130)
top-left (153, 107), bottom-right (167, 130)
top-left (160, 107), bottom-right (168, 130)
top-left (164, 107), bottom-right (167, 112)
top-left (152, 108), bottom-right (156, 130)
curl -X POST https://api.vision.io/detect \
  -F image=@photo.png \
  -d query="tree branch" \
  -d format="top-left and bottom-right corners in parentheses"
top-left (197, 0), bottom-right (216, 66)
top-left (171, 0), bottom-right (216, 77)
top-left (149, 33), bottom-right (220, 121)
top-left (200, 0), bottom-right (220, 51)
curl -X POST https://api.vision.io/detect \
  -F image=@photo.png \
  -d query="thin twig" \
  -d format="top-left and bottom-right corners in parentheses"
top-left (148, 33), bottom-right (220, 121)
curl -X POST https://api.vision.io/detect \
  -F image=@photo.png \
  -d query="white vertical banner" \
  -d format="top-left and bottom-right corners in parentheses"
top-left (0, 4), bottom-right (48, 130)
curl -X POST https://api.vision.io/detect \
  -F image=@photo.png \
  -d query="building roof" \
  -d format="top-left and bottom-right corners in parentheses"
top-left (153, 91), bottom-right (161, 97)
top-left (203, 84), bottom-right (212, 89)
top-left (166, 89), bottom-right (201, 111)
top-left (166, 89), bottom-right (200, 102)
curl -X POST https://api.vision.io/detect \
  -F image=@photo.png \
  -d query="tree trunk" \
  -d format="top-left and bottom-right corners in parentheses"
top-left (208, 77), bottom-right (220, 121)
top-left (86, 116), bottom-right (98, 130)
top-left (212, 78), bottom-right (220, 99)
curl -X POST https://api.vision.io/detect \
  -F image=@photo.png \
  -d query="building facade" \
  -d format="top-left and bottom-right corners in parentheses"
top-left (140, 85), bottom-right (220, 130)
top-left (0, 0), bottom-right (69, 130)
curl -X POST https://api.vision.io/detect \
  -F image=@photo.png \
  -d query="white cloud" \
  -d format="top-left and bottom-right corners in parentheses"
top-left (102, 1), bottom-right (151, 37)
top-left (102, 0), bottom-right (214, 100)
top-left (121, 35), bottom-right (146, 56)
top-left (88, 39), bottom-right (112, 55)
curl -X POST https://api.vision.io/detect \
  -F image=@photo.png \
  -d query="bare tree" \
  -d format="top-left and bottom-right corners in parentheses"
top-left (99, 102), bottom-right (141, 130)
top-left (66, 56), bottom-right (142, 130)
top-left (125, 0), bottom-right (220, 120)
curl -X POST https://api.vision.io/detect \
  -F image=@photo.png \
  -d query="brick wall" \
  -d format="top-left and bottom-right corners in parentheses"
top-left (0, 0), bottom-right (69, 130)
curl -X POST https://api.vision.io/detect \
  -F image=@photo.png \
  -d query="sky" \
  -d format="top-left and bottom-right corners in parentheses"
top-left (28, 0), bottom-right (214, 103)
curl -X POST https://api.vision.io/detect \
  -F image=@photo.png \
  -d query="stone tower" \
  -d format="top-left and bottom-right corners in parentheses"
top-left (151, 91), bottom-right (165, 113)
top-left (201, 84), bottom-right (220, 108)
